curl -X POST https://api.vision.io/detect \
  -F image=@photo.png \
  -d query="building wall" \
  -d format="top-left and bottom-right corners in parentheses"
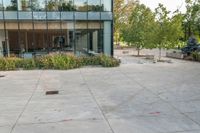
top-left (0, 0), bottom-right (113, 56)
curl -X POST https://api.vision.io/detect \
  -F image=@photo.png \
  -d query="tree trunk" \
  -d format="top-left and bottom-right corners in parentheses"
top-left (137, 49), bottom-right (140, 56)
top-left (159, 48), bottom-right (162, 61)
top-left (188, 21), bottom-right (191, 37)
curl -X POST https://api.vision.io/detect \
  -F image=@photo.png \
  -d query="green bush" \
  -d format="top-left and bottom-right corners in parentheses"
top-left (0, 57), bottom-right (22, 71)
top-left (79, 56), bottom-right (101, 66)
top-left (0, 54), bottom-right (120, 71)
top-left (192, 52), bottom-right (200, 61)
top-left (19, 59), bottom-right (36, 70)
top-left (99, 55), bottom-right (120, 67)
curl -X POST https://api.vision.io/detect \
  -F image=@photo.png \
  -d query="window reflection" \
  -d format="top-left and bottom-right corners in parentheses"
top-left (46, 0), bottom-right (60, 11)
top-left (74, 0), bottom-right (87, 11)
top-left (88, 0), bottom-right (102, 11)
top-left (0, 1), bottom-right (3, 10)
top-left (18, 0), bottom-right (31, 11)
top-left (60, 0), bottom-right (74, 11)
top-left (32, 0), bottom-right (46, 11)
top-left (3, 0), bottom-right (17, 11)
top-left (102, 0), bottom-right (111, 11)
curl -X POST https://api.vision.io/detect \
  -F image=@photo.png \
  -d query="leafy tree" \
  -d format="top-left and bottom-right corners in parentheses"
top-left (114, 0), bottom-right (138, 45)
top-left (121, 4), bottom-right (156, 56)
top-left (184, 0), bottom-right (200, 40)
top-left (153, 4), bottom-right (184, 60)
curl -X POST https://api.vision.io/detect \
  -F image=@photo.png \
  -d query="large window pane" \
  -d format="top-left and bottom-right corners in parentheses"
top-left (102, 0), bottom-right (111, 11)
top-left (0, 29), bottom-right (5, 57)
top-left (32, 0), bottom-right (46, 11)
top-left (88, 22), bottom-right (103, 53)
top-left (0, 1), bottom-right (3, 19)
top-left (0, 0), bottom-right (5, 57)
top-left (0, 1), bottom-right (3, 10)
top-left (18, 0), bottom-right (31, 11)
top-left (46, 0), bottom-right (60, 11)
top-left (33, 21), bottom-right (48, 52)
top-left (75, 22), bottom-right (88, 55)
top-left (88, 0), bottom-right (102, 11)
top-left (60, 0), bottom-right (74, 11)
top-left (74, 0), bottom-right (87, 11)
top-left (5, 22), bottom-right (19, 55)
top-left (3, 0), bottom-right (17, 11)
top-left (19, 22), bottom-right (34, 53)
top-left (47, 21), bottom-right (62, 51)
top-left (62, 21), bottom-right (75, 52)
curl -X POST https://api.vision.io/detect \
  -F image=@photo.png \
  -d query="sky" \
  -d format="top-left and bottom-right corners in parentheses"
top-left (139, 0), bottom-right (186, 14)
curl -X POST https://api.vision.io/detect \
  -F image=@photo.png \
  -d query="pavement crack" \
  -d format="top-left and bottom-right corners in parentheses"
top-left (79, 69), bottom-right (116, 133)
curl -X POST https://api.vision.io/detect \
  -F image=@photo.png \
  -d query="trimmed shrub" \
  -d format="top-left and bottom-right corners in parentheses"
top-left (0, 54), bottom-right (120, 71)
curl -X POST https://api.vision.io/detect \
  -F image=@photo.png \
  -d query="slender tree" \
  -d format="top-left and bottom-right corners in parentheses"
top-left (153, 4), bottom-right (184, 60)
top-left (184, 0), bottom-right (200, 40)
top-left (121, 3), bottom-right (156, 56)
top-left (114, 0), bottom-right (138, 45)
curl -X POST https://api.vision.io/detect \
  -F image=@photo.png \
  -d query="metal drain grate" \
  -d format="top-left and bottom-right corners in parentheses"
top-left (46, 90), bottom-right (59, 95)
top-left (0, 75), bottom-right (5, 78)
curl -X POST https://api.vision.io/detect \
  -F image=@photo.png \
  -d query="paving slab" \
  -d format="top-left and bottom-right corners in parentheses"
top-left (108, 115), bottom-right (200, 133)
top-left (12, 120), bottom-right (112, 133)
top-left (1, 51), bottom-right (200, 133)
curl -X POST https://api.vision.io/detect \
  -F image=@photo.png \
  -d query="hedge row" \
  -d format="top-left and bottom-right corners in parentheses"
top-left (0, 54), bottom-right (120, 71)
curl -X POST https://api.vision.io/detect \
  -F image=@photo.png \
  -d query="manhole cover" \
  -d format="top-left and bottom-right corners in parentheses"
top-left (0, 75), bottom-right (5, 78)
top-left (46, 90), bottom-right (59, 95)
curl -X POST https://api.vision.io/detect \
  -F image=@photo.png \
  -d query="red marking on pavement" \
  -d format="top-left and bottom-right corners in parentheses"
top-left (61, 119), bottom-right (73, 122)
top-left (149, 112), bottom-right (161, 115)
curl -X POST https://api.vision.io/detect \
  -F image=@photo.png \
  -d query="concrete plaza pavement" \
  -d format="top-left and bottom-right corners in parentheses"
top-left (1, 52), bottom-right (200, 133)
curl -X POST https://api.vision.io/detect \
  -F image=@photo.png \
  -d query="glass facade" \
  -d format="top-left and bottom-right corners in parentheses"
top-left (88, 0), bottom-right (101, 11)
top-left (0, 0), bottom-right (113, 57)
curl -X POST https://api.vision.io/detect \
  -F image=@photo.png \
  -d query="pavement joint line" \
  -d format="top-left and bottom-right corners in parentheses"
top-left (79, 69), bottom-right (116, 133)
top-left (9, 70), bottom-right (44, 133)
top-left (14, 118), bottom-right (104, 126)
top-left (119, 69), bottom-right (200, 128)
top-left (165, 129), bottom-right (200, 133)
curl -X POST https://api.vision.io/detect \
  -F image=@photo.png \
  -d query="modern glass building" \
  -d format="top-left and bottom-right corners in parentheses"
top-left (0, 0), bottom-right (113, 57)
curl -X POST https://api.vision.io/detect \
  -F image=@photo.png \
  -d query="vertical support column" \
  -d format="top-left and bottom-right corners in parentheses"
top-left (25, 31), bottom-right (28, 52)
top-left (73, 0), bottom-right (76, 55)
top-left (6, 31), bottom-right (10, 56)
top-left (111, 0), bottom-right (114, 56)
top-left (103, 21), bottom-right (111, 56)
top-left (86, 0), bottom-right (89, 54)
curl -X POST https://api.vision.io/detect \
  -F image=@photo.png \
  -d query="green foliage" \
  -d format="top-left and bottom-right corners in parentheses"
top-left (79, 56), bottom-right (101, 66)
top-left (192, 52), bottom-right (200, 61)
top-left (18, 59), bottom-right (36, 70)
top-left (0, 58), bottom-right (22, 71)
top-left (78, 55), bottom-right (120, 67)
top-left (184, 0), bottom-right (200, 39)
top-left (152, 4), bottom-right (184, 59)
top-left (0, 54), bottom-right (120, 71)
top-left (121, 3), bottom-right (156, 55)
top-left (114, 0), bottom-right (138, 44)
top-left (99, 55), bottom-right (120, 67)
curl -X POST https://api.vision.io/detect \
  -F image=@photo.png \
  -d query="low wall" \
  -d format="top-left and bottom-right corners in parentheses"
top-left (166, 51), bottom-right (184, 59)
